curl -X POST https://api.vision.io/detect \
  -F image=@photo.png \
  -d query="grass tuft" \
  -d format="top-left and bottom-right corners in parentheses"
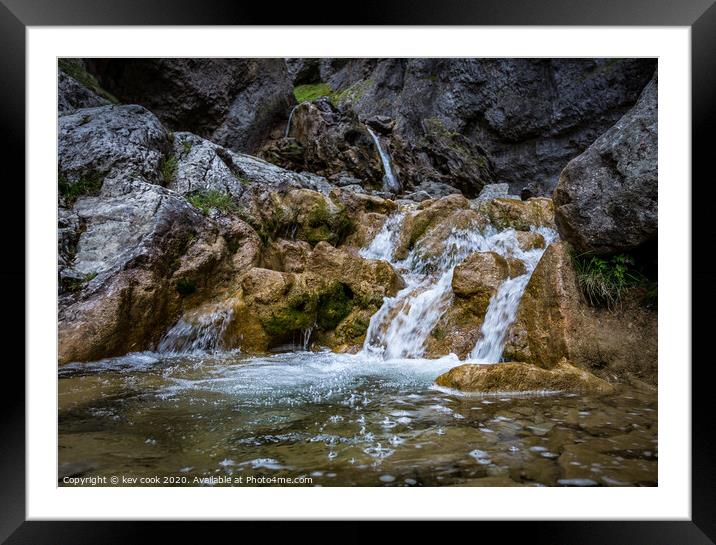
top-left (187, 190), bottom-right (238, 215)
top-left (59, 174), bottom-right (103, 204)
top-left (161, 154), bottom-right (178, 184)
top-left (572, 252), bottom-right (644, 310)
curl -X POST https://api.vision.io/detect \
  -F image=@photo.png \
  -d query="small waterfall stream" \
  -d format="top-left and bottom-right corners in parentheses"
top-left (361, 210), bottom-right (557, 362)
top-left (366, 127), bottom-right (400, 193)
top-left (158, 308), bottom-right (234, 354)
top-left (284, 104), bottom-right (299, 138)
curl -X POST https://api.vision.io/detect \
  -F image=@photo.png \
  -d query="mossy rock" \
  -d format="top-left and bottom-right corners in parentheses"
top-left (316, 282), bottom-right (354, 331)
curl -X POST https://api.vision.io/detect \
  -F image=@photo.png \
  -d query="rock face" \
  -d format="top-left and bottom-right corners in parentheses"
top-left (289, 58), bottom-right (656, 195)
top-left (86, 59), bottom-right (294, 154)
top-left (262, 98), bottom-right (385, 187)
top-left (452, 252), bottom-right (509, 300)
top-left (168, 132), bottom-right (332, 201)
top-left (80, 58), bottom-right (655, 197)
top-left (58, 70), bottom-right (111, 115)
top-left (502, 241), bottom-right (658, 383)
top-left (58, 177), bottom-right (262, 364)
top-left (435, 360), bottom-right (616, 395)
top-left (59, 104), bottom-right (171, 188)
top-left (229, 243), bottom-right (404, 352)
top-left (553, 72), bottom-right (657, 255)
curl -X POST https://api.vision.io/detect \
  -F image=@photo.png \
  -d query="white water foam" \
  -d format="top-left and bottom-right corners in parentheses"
top-left (158, 308), bottom-right (234, 354)
top-left (468, 226), bottom-right (558, 363)
top-left (361, 208), bottom-right (557, 362)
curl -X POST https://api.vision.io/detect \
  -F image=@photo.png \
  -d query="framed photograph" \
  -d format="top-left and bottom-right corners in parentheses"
top-left (4, 0), bottom-right (711, 541)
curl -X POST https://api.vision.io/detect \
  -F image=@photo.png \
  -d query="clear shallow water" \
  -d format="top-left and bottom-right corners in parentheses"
top-left (59, 351), bottom-right (657, 487)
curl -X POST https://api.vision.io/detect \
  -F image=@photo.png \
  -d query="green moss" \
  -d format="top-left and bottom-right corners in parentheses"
top-left (316, 283), bottom-right (354, 331)
top-left (293, 83), bottom-right (333, 103)
top-left (304, 203), bottom-right (354, 246)
top-left (187, 190), bottom-right (238, 215)
top-left (350, 318), bottom-right (369, 338)
top-left (59, 173), bottom-right (103, 203)
top-left (161, 154), bottom-right (178, 184)
top-left (330, 79), bottom-right (371, 107)
top-left (62, 272), bottom-right (97, 293)
top-left (261, 292), bottom-right (318, 335)
top-left (293, 79), bottom-right (372, 107)
top-left (176, 277), bottom-right (196, 296)
top-left (182, 140), bottom-right (193, 154)
top-left (58, 59), bottom-right (120, 104)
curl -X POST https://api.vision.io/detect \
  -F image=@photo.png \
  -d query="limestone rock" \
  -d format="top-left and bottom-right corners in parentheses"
top-left (314, 58), bottom-right (655, 195)
top-left (58, 70), bottom-right (111, 115)
top-left (471, 197), bottom-right (555, 231)
top-left (58, 104), bottom-right (171, 187)
top-left (86, 58), bottom-right (294, 154)
top-left (553, 72), bottom-right (658, 255)
top-left (502, 241), bottom-right (658, 383)
top-left (452, 252), bottom-right (509, 299)
top-left (170, 132), bottom-right (332, 201)
top-left (435, 360), bottom-right (616, 395)
top-left (58, 179), bottom-right (261, 364)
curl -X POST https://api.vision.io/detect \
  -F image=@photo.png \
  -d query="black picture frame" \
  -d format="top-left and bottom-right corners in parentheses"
top-left (2, 1), bottom-right (712, 542)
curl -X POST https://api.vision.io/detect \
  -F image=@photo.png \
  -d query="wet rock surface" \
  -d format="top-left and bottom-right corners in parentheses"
top-left (503, 241), bottom-right (658, 383)
top-left (435, 360), bottom-right (616, 395)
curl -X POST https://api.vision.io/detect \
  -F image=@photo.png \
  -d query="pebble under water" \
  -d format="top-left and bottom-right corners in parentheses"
top-left (59, 350), bottom-right (657, 487)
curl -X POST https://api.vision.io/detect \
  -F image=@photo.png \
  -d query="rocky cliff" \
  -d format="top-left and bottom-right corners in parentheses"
top-left (84, 58), bottom-right (655, 197)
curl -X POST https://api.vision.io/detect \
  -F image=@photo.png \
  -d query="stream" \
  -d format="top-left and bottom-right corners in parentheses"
top-left (59, 206), bottom-right (657, 486)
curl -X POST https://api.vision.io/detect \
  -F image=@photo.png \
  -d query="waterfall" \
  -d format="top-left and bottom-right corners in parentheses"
top-left (158, 308), bottom-right (234, 354)
top-left (366, 127), bottom-right (400, 193)
top-left (285, 104), bottom-right (299, 138)
top-left (468, 227), bottom-right (558, 362)
top-left (360, 211), bottom-right (406, 261)
top-left (360, 208), bottom-right (557, 362)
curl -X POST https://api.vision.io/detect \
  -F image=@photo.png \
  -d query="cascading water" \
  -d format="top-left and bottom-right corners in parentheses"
top-left (158, 308), bottom-right (234, 354)
top-left (366, 127), bottom-right (400, 193)
top-left (468, 227), bottom-right (558, 362)
top-left (284, 104), bottom-right (299, 138)
top-left (359, 211), bottom-right (406, 261)
top-left (361, 208), bottom-right (557, 363)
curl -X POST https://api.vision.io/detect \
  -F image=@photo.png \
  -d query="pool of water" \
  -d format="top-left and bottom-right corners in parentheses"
top-left (59, 350), bottom-right (657, 487)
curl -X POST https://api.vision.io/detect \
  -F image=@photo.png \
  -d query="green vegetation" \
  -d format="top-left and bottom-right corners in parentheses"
top-left (293, 83), bottom-right (333, 103)
top-left (304, 204), bottom-right (354, 246)
top-left (187, 190), bottom-right (238, 215)
top-left (176, 277), bottom-right (197, 296)
top-left (182, 140), bottom-right (193, 154)
top-left (572, 252), bottom-right (646, 310)
top-left (62, 272), bottom-right (97, 293)
top-left (330, 79), bottom-right (371, 106)
top-left (58, 59), bottom-right (120, 104)
top-left (59, 173), bottom-right (103, 203)
top-left (293, 79), bottom-right (372, 107)
top-left (316, 283), bottom-right (354, 331)
top-left (161, 154), bottom-right (178, 184)
top-left (262, 292), bottom-right (317, 336)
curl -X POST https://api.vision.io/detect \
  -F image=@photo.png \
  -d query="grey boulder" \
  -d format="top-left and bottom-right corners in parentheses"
top-left (553, 73), bottom-right (657, 254)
